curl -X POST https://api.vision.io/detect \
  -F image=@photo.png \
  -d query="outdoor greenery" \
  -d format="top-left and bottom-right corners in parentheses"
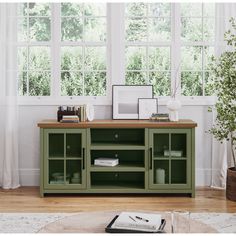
top-left (209, 18), bottom-right (236, 169)
top-left (17, 2), bottom-right (215, 97)
top-left (18, 3), bottom-right (106, 96)
top-left (125, 2), bottom-right (214, 96)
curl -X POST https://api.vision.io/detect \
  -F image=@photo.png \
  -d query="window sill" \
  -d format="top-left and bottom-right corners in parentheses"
top-left (17, 96), bottom-right (111, 106)
top-left (157, 96), bottom-right (217, 106)
top-left (17, 96), bottom-right (217, 106)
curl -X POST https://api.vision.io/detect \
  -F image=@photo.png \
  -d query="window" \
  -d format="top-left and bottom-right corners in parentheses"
top-left (60, 3), bottom-right (107, 96)
top-left (17, 3), bottom-right (107, 98)
top-left (124, 2), bottom-right (215, 98)
top-left (16, 2), bottom-right (216, 104)
top-left (17, 3), bottom-right (51, 96)
top-left (180, 3), bottom-right (215, 96)
top-left (125, 3), bottom-right (171, 96)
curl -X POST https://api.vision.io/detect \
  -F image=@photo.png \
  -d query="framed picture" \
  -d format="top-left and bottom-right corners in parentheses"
top-left (112, 85), bottom-right (153, 119)
top-left (138, 98), bottom-right (158, 120)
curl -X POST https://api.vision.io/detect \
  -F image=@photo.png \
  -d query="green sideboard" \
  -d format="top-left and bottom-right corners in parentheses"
top-left (38, 119), bottom-right (197, 197)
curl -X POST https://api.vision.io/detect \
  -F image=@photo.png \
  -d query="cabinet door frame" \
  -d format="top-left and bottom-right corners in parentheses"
top-left (43, 128), bottom-right (86, 190)
top-left (148, 128), bottom-right (192, 190)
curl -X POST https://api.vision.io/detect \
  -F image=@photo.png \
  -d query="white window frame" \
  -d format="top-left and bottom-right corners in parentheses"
top-left (18, 2), bottom-right (112, 106)
top-left (18, 2), bottom-right (216, 106)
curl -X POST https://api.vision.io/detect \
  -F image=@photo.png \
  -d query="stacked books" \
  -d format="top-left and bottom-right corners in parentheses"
top-left (77, 105), bottom-right (87, 122)
top-left (164, 150), bottom-right (183, 157)
top-left (108, 212), bottom-right (163, 233)
top-left (60, 115), bottom-right (79, 123)
top-left (150, 113), bottom-right (170, 122)
top-left (94, 158), bottom-right (119, 167)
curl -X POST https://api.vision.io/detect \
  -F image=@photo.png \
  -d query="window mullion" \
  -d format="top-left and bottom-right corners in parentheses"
top-left (171, 3), bottom-right (181, 97)
top-left (51, 3), bottom-right (61, 97)
top-left (110, 3), bottom-right (125, 85)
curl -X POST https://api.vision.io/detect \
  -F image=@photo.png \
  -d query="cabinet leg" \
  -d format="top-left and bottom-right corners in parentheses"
top-left (40, 191), bottom-right (44, 198)
top-left (191, 192), bottom-right (195, 198)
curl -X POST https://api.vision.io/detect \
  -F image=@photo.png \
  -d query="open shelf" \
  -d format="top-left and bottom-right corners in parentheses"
top-left (90, 172), bottom-right (145, 189)
top-left (91, 150), bottom-right (145, 167)
top-left (91, 128), bottom-right (145, 146)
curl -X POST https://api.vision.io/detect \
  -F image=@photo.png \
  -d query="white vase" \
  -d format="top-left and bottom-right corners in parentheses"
top-left (167, 98), bottom-right (182, 121)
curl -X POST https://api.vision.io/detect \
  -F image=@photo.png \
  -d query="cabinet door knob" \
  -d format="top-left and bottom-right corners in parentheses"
top-left (114, 134), bottom-right (119, 139)
top-left (67, 145), bottom-right (70, 149)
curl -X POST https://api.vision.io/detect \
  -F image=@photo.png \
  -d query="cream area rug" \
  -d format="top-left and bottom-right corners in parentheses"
top-left (0, 212), bottom-right (236, 233)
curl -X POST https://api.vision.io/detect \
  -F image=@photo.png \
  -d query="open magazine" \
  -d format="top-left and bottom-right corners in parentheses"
top-left (111, 212), bottom-right (162, 232)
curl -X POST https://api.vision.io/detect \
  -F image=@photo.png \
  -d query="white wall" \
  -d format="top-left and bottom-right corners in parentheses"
top-left (18, 105), bottom-right (213, 186)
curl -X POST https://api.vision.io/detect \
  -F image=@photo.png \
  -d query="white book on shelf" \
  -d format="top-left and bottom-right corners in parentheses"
top-left (94, 158), bottom-right (119, 167)
top-left (164, 150), bottom-right (183, 157)
top-left (111, 212), bottom-right (162, 232)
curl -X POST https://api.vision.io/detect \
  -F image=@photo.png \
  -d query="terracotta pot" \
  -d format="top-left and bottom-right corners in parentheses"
top-left (226, 167), bottom-right (236, 201)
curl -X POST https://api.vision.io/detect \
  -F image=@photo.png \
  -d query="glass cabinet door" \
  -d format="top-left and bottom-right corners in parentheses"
top-left (44, 129), bottom-right (86, 189)
top-left (149, 129), bottom-right (191, 189)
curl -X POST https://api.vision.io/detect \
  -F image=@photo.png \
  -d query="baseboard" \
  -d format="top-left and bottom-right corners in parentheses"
top-left (19, 169), bottom-right (40, 186)
top-left (196, 168), bottom-right (212, 186)
top-left (19, 168), bottom-right (214, 187)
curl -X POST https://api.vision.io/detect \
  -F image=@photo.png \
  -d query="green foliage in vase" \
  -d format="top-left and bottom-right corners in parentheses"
top-left (209, 17), bottom-right (236, 169)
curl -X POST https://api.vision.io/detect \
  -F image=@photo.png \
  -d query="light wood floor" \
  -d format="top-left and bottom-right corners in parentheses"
top-left (0, 187), bottom-right (235, 213)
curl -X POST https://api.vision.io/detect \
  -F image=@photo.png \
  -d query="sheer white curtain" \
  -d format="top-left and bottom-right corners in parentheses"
top-left (0, 3), bottom-right (20, 189)
top-left (211, 3), bottom-right (236, 188)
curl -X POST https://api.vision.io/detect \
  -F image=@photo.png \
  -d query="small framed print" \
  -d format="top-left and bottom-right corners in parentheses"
top-left (138, 98), bottom-right (158, 120)
top-left (112, 85), bottom-right (153, 119)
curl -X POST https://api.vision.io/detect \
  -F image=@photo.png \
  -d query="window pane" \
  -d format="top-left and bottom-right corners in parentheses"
top-left (17, 3), bottom-right (28, 16)
top-left (125, 3), bottom-right (147, 17)
top-left (181, 3), bottom-right (202, 17)
top-left (61, 71), bottom-right (83, 96)
top-left (18, 71), bottom-right (27, 96)
top-left (84, 47), bottom-right (106, 70)
top-left (28, 3), bottom-right (51, 16)
top-left (126, 18), bottom-right (147, 42)
top-left (181, 18), bottom-right (202, 41)
top-left (84, 71), bottom-right (106, 96)
top-left (203, 3), bottom-right (215, 17)
top-left (84, 3), bottom-right (106, 16)
top-left (29, 47), bottom-right (50, 70)
top-left (203, 18), bottom-right (215, 41)
top-left (126, 47), bottom-right (146, 70)
top-left (126, 71), bottom-right (147, 85)
top-left (149, 72), bottom-right (171, 96)
top-left (61, 47), bottom-right (83, 71)
top-left (61, 17), bottom-right (83, 41)
top-left (148, 3), bottom-right (171, 17)
top-left (18, 47), bottom-right (27, 71)
top-left (149, 18), bottom-right (171, 41)
top-left (29, 17), bottom-right (51, 41)
top-left (181, 46), bottom-right (202, 71)
top-left (29, 71), bottom-right (50, 96)
top-left (17, 18), bottom-right (28, 41)
top-left (149, 47), bottom-right (170, 70)
top-left (84, 18), bottom-right (106, 42)
top-left (205, 71), bottom-right (214, 96)
top-left (204, 46), bottom-right (214, 70)
top-left (61, 3), bottom-right (83, 16)
top-left (181, 72), bottom-right (203, 96)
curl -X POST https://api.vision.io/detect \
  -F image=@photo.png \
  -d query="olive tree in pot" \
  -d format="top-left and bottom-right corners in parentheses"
top-left (210, 17), bottom-right (236, 201)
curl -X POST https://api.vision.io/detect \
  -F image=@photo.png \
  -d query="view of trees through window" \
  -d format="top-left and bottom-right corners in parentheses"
top-left (17, 3), bottom-right (106, 96)
top-left (16, 2), bottom-right (215, 98)
top-left (125, 2), bottom-right (215, 96)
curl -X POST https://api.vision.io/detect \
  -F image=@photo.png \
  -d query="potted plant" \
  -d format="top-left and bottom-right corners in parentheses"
top-left (209, 17), bottom-right (236, 201)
